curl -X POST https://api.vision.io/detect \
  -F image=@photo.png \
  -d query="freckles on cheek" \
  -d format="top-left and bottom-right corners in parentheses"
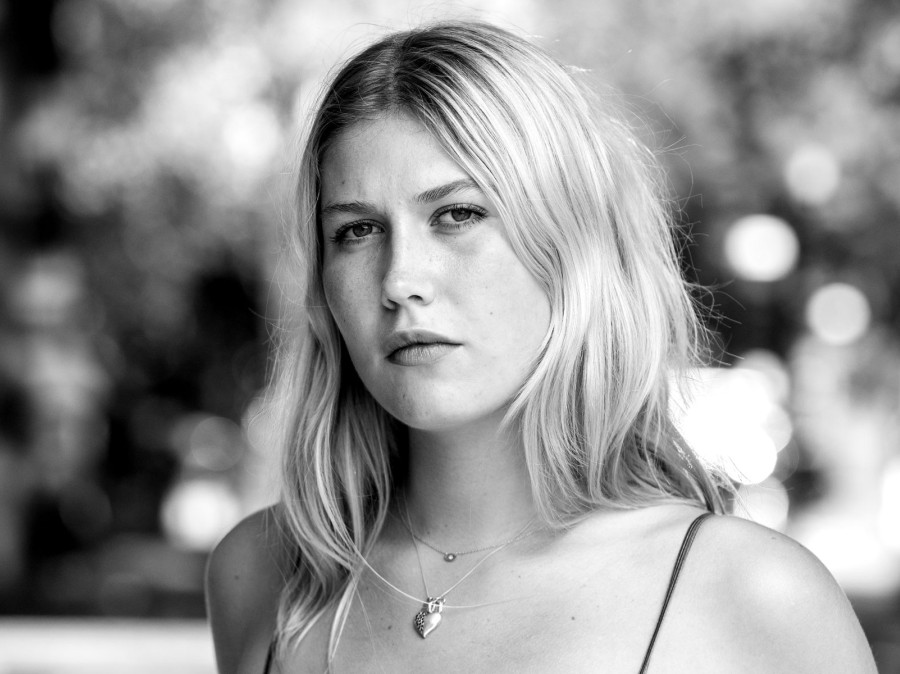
top-left (322, 270), bottom-right (350, 330)
top-left (322, 264), bottom-right (370, 336)
top-left (321, 270), bottom-right (337, 309)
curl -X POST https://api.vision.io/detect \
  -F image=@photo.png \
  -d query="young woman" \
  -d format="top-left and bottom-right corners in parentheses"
top-left (206, 21), bottom-right (876, 673)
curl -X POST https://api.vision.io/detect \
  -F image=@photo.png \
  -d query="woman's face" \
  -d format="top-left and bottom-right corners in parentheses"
top-left (319, 113), bottom-right (550, 431)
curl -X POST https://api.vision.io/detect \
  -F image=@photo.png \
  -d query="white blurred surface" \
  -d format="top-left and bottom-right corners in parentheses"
top-left (0, 619), bottom-right (215, 674)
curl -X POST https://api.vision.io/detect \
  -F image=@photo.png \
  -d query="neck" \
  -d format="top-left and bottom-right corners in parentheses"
top-left (401, 413), bottom-right (538, 549)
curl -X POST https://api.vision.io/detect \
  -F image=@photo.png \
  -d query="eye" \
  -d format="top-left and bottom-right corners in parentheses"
top-left (448, 208), bottom-right (473, 222)
top-left (330, 221), bottom-right (383, 246)
top-left (349, 223), bottom-right (375, 237)
top-left (433, 204), bottom-right (487, 229)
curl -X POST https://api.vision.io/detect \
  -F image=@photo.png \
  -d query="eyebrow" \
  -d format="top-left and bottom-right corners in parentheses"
top-left (414, 178), bottom-right (481, 204)
top-left (320, 178), bottom-right (482, 218)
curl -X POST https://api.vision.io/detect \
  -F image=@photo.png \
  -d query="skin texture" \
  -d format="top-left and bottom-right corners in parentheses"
top-left (318, 113), bottom-right (546, 555)
top-left (319, 113), bottom-right (551, 434)
top-left (206, 113), bottom-right (878, 674)
top-left (207, 506), bottom-right (878, 674)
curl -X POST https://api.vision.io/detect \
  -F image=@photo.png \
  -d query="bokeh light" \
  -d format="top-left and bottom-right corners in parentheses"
top-left (724, 214), bottom-right (800, 282)
top-left (784, 143), bottom-right (841, 205)
top-left (805, 282), bottom-right (872, 345)
top-left (222, 102), bottom-right (281, 181)
top-left (169, 414), bottom-right (246, 472)
top-left (793, 515), bottom-right (900, 598)
top-left (734, 477), bottom-right (790, 531)
top-left (879, 458), bottom-right (900, 554)
top-left (9, 254), bottom-right (86, 327)
top-left (2, 0), bottom-right (899, 667)
top-left (737, 349), bottom-right (791, 403)
top-left (675, 364), bottom-right (791, 485)
top-left (160, 479), bottom-right (241, 551)
top-left (723, 428), bottom-right (779, 484)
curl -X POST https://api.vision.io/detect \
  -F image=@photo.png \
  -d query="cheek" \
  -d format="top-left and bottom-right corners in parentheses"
top-left (322, 259), bottom-right (383, 363)
top-left (483, 259), bottom-right (550, 339)
top-left (321, 264), bottom-right (338, 307)
top-left (506, 290), bottom-right (550, 352)
top-left (322, 264), bottom-right (359, 337)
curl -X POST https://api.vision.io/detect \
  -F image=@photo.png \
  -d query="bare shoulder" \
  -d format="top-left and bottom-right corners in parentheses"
top-left (206, 505), bottom-right (289, 674)
top-left (669, 514), bottom-right (877, 673)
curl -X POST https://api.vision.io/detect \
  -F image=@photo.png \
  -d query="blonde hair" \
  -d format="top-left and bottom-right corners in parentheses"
top-left (271, 20), bottom-right (730, 653)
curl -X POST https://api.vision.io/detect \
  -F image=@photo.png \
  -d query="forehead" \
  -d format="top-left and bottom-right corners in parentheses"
top-left (319, 113), bottom-right (470, 205)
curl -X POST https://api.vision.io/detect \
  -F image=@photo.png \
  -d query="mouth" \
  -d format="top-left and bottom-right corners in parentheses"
top-left (385, 330), bottom-right (461, 366)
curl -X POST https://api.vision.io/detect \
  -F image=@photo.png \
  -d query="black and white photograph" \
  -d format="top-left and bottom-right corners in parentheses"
top-left (0, 1), bottom-right (897, 672)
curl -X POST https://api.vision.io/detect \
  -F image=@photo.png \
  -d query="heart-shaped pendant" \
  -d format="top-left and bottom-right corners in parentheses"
top-left (414, 609), bottom-right (442, 638)
top-left (413, 597), bottom-right (445, 639)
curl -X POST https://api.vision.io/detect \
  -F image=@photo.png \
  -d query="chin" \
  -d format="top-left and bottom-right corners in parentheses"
top-left (374, 390), bottom-right (510, 434)
top-left (380, 400), bottom-right (469, 432)
top-left (356, 365), bottom-right (518, 432)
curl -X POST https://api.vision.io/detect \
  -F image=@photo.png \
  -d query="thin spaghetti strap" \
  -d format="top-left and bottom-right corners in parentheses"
top-left (262, 635), bottom-right (276, 674)
top-left (638, 512), bottom-right (713, 674)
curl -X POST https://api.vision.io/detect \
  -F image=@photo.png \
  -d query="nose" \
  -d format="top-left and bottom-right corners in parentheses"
top-left (380, 237), bottom-right (435, 310)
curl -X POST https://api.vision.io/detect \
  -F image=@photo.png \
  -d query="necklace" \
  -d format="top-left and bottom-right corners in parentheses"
top-left (400, 515), bottom-right (539, 562)
top-left (403, 504), bottom-right (535, 639)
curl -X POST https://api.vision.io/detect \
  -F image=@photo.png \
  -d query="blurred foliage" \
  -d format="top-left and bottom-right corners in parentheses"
top-left (0, 3), bottom-right (898, 664)
top-left (549, 0), bottom-right (900, 355)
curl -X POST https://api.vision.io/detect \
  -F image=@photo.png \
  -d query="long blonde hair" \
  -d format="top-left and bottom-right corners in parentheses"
top-left (271, 19), bottom-right (730, 652)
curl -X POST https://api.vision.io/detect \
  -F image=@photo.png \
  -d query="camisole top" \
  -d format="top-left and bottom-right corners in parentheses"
top-left (263, 512), bottom-right (713, 674)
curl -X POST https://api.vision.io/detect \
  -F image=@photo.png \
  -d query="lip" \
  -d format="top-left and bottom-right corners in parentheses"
top-left (385, 329), bottom-right (461, 366)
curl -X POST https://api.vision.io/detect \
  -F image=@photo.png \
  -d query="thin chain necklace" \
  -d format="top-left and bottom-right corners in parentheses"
top-left (399, 511), bottom-right (540, 562)
top-left (403, 503), bottom-right (535, 639)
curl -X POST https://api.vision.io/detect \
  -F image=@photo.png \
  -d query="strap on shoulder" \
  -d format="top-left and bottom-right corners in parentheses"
top-left (262, 636), bottom-right (276, 674)
top-left (638, 512), bottom-right (714, 674)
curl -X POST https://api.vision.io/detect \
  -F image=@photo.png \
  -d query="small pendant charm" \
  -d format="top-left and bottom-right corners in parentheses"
top-left (443, 553), bottom-right (457, 562)
top-left (413, 597), bottom-right (444, 639)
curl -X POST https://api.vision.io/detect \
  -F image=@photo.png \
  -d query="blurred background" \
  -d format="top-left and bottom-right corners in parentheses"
top-left (0, 0), bottom-right (898, 671)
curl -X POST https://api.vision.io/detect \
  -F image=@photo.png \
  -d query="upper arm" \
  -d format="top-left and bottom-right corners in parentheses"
top-left (693, 516), bottom-right (877, 673)
top-left (205, 506), bottom-right (287, 674)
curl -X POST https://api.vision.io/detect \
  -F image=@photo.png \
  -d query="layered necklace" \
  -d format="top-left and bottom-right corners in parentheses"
top-left (400, 504), bottom-right (537, 639)
top-left (405, 516), bottom-right (539, 563)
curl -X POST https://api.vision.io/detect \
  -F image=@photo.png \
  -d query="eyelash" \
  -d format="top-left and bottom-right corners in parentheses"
top-left (432, 203), bottom-right (487, 230)
top-left (329, 221), bottom-right (381, 246)
top-left (329, 203), bottom-right (487, 247)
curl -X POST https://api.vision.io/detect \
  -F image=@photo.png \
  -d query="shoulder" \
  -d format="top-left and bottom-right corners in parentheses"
top-left (694, 515), bottom-right (854, 618)
top-left (206, 505), bottom-right (289, 674)
top-left (671, 514), bottom-right (876, 673)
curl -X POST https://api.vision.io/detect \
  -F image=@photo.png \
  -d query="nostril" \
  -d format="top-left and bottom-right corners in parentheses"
top-left (381, 272), bottom-right (434, 308)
